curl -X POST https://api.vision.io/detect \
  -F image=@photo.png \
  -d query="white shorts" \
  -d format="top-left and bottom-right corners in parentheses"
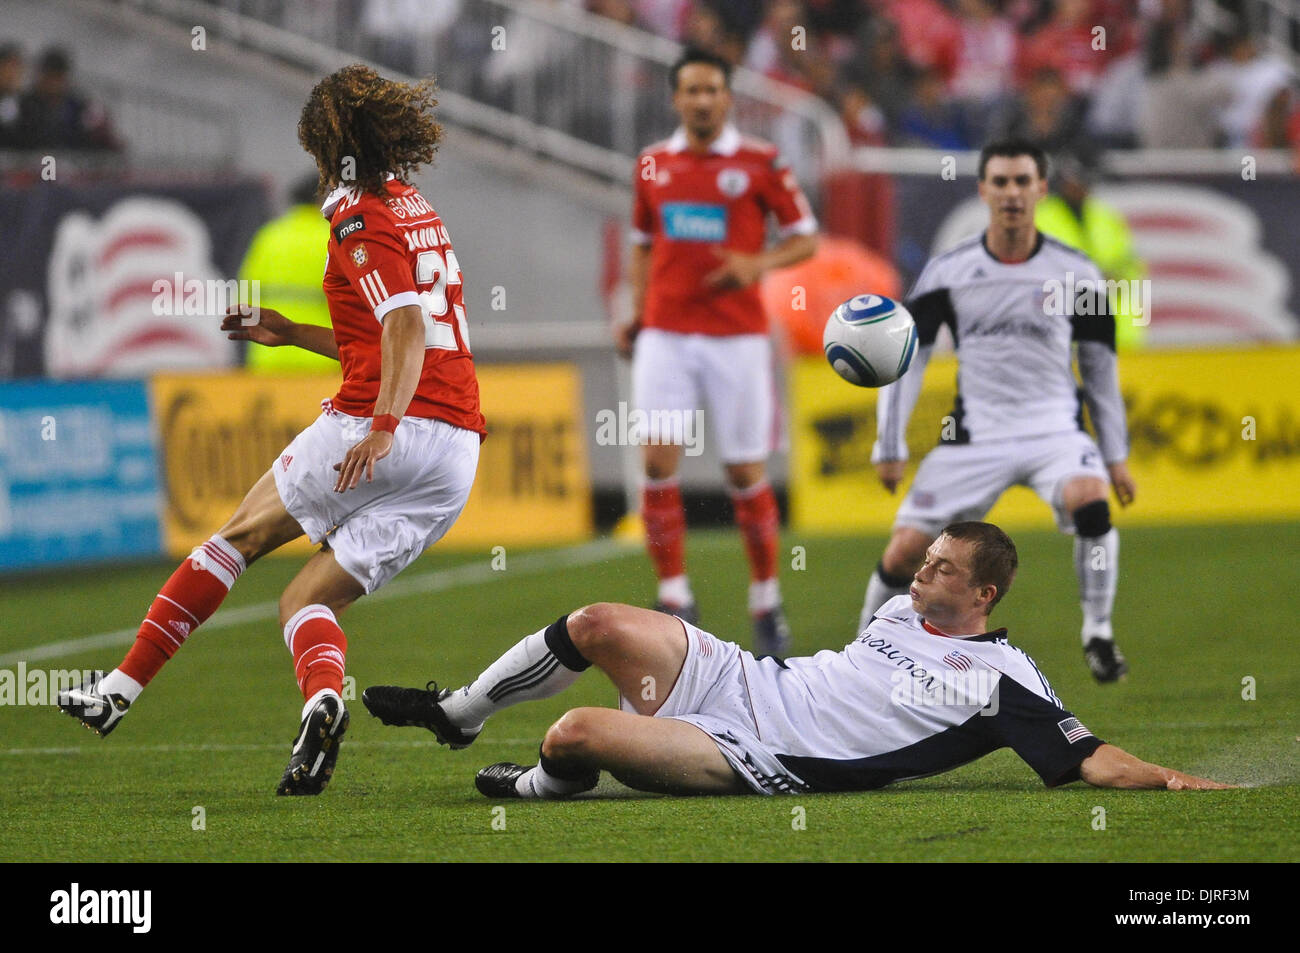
top-left (620, 621), bottom-right (811, 795)
top-left (632, 328), bottom-right (776, 464)
top-left (272, 409), bottom-right (480, 594)
top-left (894, 431), bottom-right (1109, 538)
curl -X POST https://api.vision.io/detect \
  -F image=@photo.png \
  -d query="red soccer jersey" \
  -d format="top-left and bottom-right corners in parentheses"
top-left (632, 125), bottom-right (817, 336)
top-left (321, 178), bottom-right (485, 436)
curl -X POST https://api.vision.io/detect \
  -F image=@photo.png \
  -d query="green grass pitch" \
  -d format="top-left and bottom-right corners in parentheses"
top-left (1, 524), bottom-right (1296, 862)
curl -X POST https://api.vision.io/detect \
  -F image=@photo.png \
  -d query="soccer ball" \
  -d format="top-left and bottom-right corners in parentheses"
top-left (822, 294), bottom-right (918, 387)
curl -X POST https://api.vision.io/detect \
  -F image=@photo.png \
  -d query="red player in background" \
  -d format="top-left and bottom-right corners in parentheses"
top-left (616, 47), bottom-right (818, 657)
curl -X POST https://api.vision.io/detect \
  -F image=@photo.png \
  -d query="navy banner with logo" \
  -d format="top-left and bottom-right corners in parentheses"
top-left (0, 178), bottom-right (269, 378)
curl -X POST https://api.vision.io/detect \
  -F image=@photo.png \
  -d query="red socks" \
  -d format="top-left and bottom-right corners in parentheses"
top-left (731, 481), bottom-right (779, 583)
top-left (284, 605), bottom-right (348, 701)
top-left (642, 478), bottom-right (687, 581)
top-left (119, 535), bottom-right (246, 687)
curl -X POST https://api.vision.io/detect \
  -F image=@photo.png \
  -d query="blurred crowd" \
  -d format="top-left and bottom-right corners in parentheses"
top-left (0, 44), bottom-right (120, 152)
top-left (585, 0), bottom-right (1300, 152)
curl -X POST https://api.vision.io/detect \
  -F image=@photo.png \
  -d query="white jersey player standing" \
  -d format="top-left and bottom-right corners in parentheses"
top-left (859, 140), bottom-right (1138, 682)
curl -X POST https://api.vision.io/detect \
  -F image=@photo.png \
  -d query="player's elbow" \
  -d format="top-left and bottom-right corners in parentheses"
top-left (1079, 744), bottom-right (1143, 789)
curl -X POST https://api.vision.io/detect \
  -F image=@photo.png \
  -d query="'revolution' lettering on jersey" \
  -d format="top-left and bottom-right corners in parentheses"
top-left (632, 124), bottom-right (817, 337)
top-left (321, 178), bottom-right (485, 436)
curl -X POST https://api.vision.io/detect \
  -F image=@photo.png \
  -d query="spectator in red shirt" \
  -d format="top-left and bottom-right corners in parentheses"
top-left (1017, 0), bottom-right (1113, 95)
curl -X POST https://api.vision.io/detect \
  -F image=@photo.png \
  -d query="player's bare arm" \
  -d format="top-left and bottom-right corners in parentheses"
top-left (1108, 461), bottom-right (1136, 506)
top-left (876, 460), bottom-right (906, 493)
top-left (703, 232), bottom-right (817, 290)
top-left (1079, 743), bottom-right (1235, 790)
top-left (333, 303), bottom-right (425, 492)
top-left (616, 243), bottom-right (652, 358)
top-left (221, 304), bottom-right (340, 360)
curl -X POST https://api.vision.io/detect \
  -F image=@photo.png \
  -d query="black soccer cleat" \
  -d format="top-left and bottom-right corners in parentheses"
top-left (276, 693), bottom-right (349, 796)
top-left (57, 670), bottom-right (131, 737)
top-left (652, 600), bottom-right (700, 627)
top-left (753, 605), bottom-right (793, 660)
top-left (475, 762), bottom-right (532, 798)
top-left (1084, 637), bottom-right (1129, 684)
top-left (361, 680), bottom-right (480, 749)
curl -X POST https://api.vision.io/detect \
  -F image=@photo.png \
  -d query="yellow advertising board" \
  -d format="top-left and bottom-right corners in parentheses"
top-left (151, 365), bottom-right (592, 557)
top-left (791, 346), bottom-right (1300, 533)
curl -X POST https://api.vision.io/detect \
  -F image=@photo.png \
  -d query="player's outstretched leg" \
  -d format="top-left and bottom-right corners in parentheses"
top-left (477, 707), bottom-right (746, 799)
top-left (57, 470), bottom-right (301, 736)
top-left (1069, 495), bottom-right (1126, 682)
top-left (275, 550), bottom-right (364, 795)
top-left (727, 468), bottom-right (790, 658)
top-left (858, 526), bottom-right (931, 634)
top-left (365, 603), bottom-right (691, 754)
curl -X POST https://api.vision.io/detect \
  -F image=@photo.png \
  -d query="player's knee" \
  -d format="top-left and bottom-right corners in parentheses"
top-left (565, 602), bottom-right (626, 657)
top-left (882, 532), bottom-right (928, 577)
top-left (541, 708), bottom-right (600, 761)
top-left (1072, 499), bottom-right (1111, 538)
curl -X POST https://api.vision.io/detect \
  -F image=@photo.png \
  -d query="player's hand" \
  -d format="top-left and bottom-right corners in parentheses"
top-left (1165, 774), bottom-right (1238, 790)
top-left (333, 430), bottom-right (394, 492)
top-left (1108, 462), bottom-right (1136, 507)
top-left (613, 318), bottom-right (641, 359)
top-left (703, 249), bottom-right (763, 290)
top-left (876, 460), bottom-right (905, 494)
top-left (222, 304), bottom-right (296, 348)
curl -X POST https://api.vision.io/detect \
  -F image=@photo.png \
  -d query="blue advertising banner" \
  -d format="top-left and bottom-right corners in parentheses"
top-left (0, 380), bottom-right (161, 571)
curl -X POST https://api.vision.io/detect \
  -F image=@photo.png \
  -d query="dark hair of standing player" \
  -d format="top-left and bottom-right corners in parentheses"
top-left (978, 139), bottom-right (1048, 181)
top-left (297, 64), bottom-right (442, 199)
top-left (940, 521), bottom-right (1019, 610)
top-left (670, 47), bottom-right (732, 92)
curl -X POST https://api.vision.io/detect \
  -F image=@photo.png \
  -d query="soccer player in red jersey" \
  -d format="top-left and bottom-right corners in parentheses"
top-left (57, 65), bottom-right (486, 795)
top-left (616, 48), bottom-right (818, 657)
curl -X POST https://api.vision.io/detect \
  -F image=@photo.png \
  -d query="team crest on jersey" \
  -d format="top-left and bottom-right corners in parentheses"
top-left (351, 243), bottom-right (368, 266)
top-left (716, 168), bottom-right (749, 198)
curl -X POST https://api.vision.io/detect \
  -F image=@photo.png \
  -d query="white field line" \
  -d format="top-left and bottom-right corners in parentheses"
top-left (0, 738), bottom-right (542, 756)
top-left (0, 538), bottom-right (633, 667)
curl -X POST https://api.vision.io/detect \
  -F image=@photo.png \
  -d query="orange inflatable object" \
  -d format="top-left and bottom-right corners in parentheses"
top-left (761, 235), bottom-right (903, 355)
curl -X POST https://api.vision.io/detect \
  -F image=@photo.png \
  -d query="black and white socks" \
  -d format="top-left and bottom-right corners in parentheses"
top-left (439, 615), bottom-right (590, 731)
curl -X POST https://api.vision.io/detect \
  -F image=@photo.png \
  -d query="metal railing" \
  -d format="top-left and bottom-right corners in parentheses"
top-left (130, 0), bottom-right (849, 198)
top-left (0, 71), bottom-right (240, 172)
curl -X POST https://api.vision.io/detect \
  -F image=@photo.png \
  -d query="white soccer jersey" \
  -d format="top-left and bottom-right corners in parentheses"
top-left (734, 595), bottom-right (1104, 791)
top-left (873, 233), bottom-right (1128, 465)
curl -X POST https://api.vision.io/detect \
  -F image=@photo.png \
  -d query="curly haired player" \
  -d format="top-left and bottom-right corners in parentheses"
top-left (58, 65), bottom-right (485, 795)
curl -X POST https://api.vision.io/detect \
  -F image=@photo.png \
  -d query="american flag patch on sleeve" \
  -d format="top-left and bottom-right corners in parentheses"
top-left (1057, 717), bottom-right (1094, 743)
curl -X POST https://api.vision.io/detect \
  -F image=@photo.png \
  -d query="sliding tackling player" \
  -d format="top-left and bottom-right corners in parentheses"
top-left (363, 522), bottom-right (1230, 797)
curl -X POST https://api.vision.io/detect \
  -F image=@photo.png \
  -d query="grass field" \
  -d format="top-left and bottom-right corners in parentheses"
top-left (1, 524), bottom-right (1297, 862)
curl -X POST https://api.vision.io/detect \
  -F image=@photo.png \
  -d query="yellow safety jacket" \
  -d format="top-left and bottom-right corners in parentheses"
top-left (238, 204), bottom-right (339, 373)
top-left (1036, 194), bottom-right (1148, 350)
